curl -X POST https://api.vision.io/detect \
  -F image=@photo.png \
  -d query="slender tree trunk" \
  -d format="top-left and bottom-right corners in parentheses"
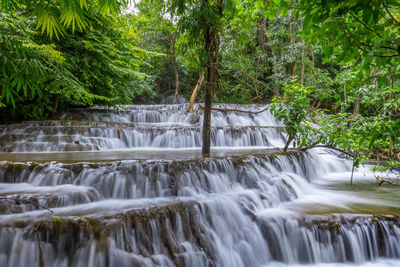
top-left (266, 33), bottom-right (279, 97)
top-left (188, 70), bottom-right (205, 112)
top-left (171, 34), bottom-right (180, 104)
top-left (254, 56), bottom-right (259, 97)
top-left (389, 76), bottom-right (394, 157)
top-left (353, 93), bottom-right (362, 115)
top-left (300, 20), bottom-right (305, 86)
top-left (275, 81), bottom-right (280, 98)
top-left (53, 95), bottom-right (60, 112)
top-left (259, 16), bottom-right (266, 48)
top-left (289, 20), bottom-right (296, 76)
top-left (283, 134), bottom-right (293, 152)
top-left (350, 159), bottom-right (355, 187)
top-left (254, 15), bottom-right (267, 97)
top-left (202, 24), bottom-right (220, 154)
top-left (201, 0), bottom-right (222, 155)
top-left (300, 47), bottom-right (305, 85)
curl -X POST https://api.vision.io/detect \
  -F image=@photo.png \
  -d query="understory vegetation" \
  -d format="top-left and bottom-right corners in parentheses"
top-left (0, 0), bottom-right (399, 164)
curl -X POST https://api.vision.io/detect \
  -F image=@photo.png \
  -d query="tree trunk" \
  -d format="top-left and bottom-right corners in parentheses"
top-left (300, 20), bottom-right (305, 86)
top-left (171, 34), bottom-right (180, 104)
top-left (254, 15), bottom-right (267, 97)
top-left (275, 81), bottom-right (280, 98)
top-left (300, 46), bottom-right (305, 84)
top-left (288, 20), bottom-right (296, 76)
top-left (283, 134), bottom-right (293, 152)
top-left (258, 16), bottom-right (266, 48)
top-left (389, 76), bottom-right (394, 157)
top-left (353, 92), bottom-right (362, 115)
top-left (53, 95), bottom-right (60, 112)
top-left (266, 33), bottom-right (279, 98)
top-left (202, 25), bottom-right (220, 155)
top-left (188, 70), bottom-right (205, 112)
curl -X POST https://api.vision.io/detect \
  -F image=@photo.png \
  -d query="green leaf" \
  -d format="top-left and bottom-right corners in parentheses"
top-left (52, 216), bottom-right (62, 223)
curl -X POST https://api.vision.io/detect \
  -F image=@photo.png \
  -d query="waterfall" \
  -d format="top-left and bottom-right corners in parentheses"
top-left (0, 104), bottom-right (399, 266)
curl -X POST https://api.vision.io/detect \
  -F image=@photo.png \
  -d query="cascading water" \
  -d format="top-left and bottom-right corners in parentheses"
top-left (0, 104), bottom-right (399, 267)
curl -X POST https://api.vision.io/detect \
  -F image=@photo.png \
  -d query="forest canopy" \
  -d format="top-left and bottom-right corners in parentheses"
top-left (0, 0), bottom-right (399, 161)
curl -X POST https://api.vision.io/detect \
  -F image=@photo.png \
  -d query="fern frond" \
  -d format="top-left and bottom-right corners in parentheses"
top-left (33, 4), bottom-right (65, 39)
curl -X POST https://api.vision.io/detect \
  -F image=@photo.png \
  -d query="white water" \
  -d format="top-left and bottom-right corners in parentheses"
top-left (0, 104), bottom-right (399, 267)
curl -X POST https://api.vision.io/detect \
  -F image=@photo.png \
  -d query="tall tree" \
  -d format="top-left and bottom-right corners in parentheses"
top-left (171, 32), bottom-right (180, 104)
top-left (168, 0), bottom-right (236, 154)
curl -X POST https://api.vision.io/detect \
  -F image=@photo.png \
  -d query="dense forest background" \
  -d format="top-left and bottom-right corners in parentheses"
top-left (0, 0), bottom-right (399, 164)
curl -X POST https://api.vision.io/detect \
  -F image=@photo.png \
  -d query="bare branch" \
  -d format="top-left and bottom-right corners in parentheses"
top-left (360, 42), bottom-right (397, 51)
top-left (377, 179), bottom-right (393, 186)
top-left (377, 6), bottom-right (395, 25)
top-left (0, 197), bottom-right (54, 213)
top-left (383, 1), bottom-right (400, 26)
top-left (343, 25), bottom-right (398, 58)
top-left (349, 12), bottom-right (385, 40)
top-left (374, 54), bottom-right (399, 58)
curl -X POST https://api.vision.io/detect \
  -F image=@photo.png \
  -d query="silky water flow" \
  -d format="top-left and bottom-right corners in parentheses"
top-left (0, 104), bottom-right (399, 267)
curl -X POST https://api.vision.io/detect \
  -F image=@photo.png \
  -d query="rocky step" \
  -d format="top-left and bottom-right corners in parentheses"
top-left (62, 103), bottom-right (268, 112)
top-left (0, 120), bottom-right (195, 129)
top-left (0, 183), bottom-right (100, 214)
top-left (58, 109), bottom-right (201, 125)
top-left (257, 214), bottom-right (400, 263)
top-left (56, 104), bottom-right (279, 126)
top-left (0, 200), bottom-right (213, 267)
top-left (0, 125), bottom-right (287, 152)
top-left (0, 120), bottom-right (285, 134)
top-left (0, 152), bottom-right (346, 202)
top-left (0, 200), bottom-right (399, 267)
top-left (0, 147), bottom-right (285, 162)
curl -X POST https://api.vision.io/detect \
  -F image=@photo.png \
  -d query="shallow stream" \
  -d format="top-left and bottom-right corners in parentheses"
top-left (0, 104), bottom-right (399, 266)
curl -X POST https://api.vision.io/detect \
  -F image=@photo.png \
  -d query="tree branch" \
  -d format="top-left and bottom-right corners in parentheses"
top-left (383, 1), bottom-right (400, 26)
top-left (360, 42), bottom-right (397, 51)
top-left (349, 12), bottom-right (385, 40)
top-left (374, 54), bottom-right (399, 58)
top-left (0, 197), bottom-right (54, 213)
top-left (343, 25), bottom-right (398, 58)
top-left (377, 6), bottom-right (395, 25)
top-left (377, 179), bottom-right (393, 186)
top-left (343, 25), bottom-right (369, 54)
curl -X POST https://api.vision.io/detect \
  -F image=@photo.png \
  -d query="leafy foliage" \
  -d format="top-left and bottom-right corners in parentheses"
top-left (1, 0), bottom-right (128, 39)
top-left (0, 0), bottom-right (399, 167)
top-left (270, 81), bottom-right (313, 151)
top-left (270, 79), bottom-right (399, 176)
top-left (52, 215), bottom-right (62, 223)
top-left (296, 0), bottom-right (400, 68)
top-left (262, 0), bottom-right (400, 170)
top-left (0, 11), bottom-right (107, 119)
top-left (0, 6), bottom-right (156, 121)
